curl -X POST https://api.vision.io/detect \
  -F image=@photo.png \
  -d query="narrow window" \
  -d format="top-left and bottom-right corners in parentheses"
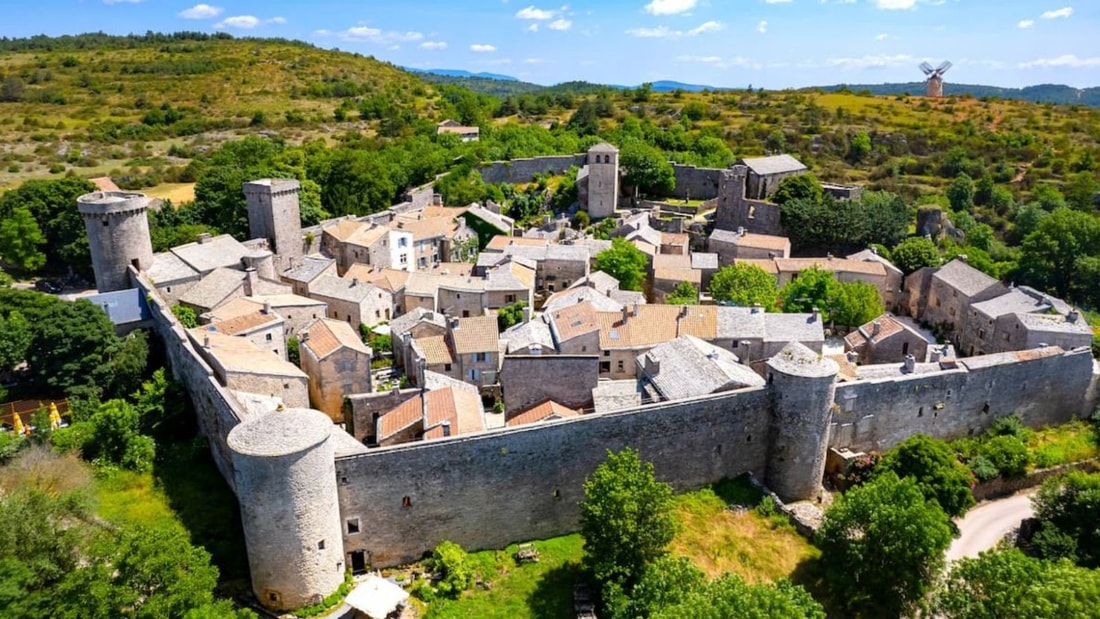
top-left (982, 402), bottom-right (990, 414)
top-left (402, 496), bottom-right (412, 508)
top-left (347, 518), bottom-right (361, 534)
top-left (318, 540), bottom-right (325, 550)
top-left (918, 406), bottom-right (924, 418)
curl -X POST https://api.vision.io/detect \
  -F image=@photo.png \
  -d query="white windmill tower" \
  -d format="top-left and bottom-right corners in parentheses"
top-left (920, 60), bottom-right (952, 98)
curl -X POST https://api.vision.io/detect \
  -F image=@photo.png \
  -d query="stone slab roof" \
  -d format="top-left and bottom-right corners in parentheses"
top-left (148, 251), bottom-right (199, 284)
top-left (451, 315), bottom-right (500, 355)
top-left (609, 290), bottom-right (647, 307)
top-left (972, 288), bottom-right (1053, 320)
top-left (207, 309), bottom-right (282, 337)
top-left (486, 259), bottom-right (536, 291)
top-left (774, 257), bottom-right (887, 278)
top-left (188, 328), bottom-right (306, 378)
top-left (933, 258), bottom-right (1002, 298)
top-left (310, 274), bottom-right (385, 303)
top-left (171, 234), bottom-right (258, 274)
top-left (502, 318), bottom-right (555, 353)
top-left (343, 266), bottom-right (412, 293)
top-left (569, 271), bottom-right (620, 292)
top-left (691, 252), bottom-right (719, 271)
top-left (506, 400), bottom-right (581, 427)
top-left (717, 306), bottom-right (767, 340)
top-left (843, 314), bottom-right (930, 349)
top-left (282, 255), bottom-right (336, 284)
top-left (1012, 312), bottom-right (1093, 337)
top-left (503, 243), bottom-right (591, 263)
top-left (463, 204), bottom-right (514, 234)
top-left (740, 154), bottom-right (807, 176)
top-left (592, 379), bottom-right (642, 413)
top-left (302, 318), bottom-right (371, 360)
top-left (766, 341), bottom-right (838, 378)
top-left (763, 313), bottom-right (825, 344)
top-left (709, 229), bottom-right (791, 252)
top-left (544, 287), bottom-right (623, 313)
top-left (855, 361), bottom-right (950, 380)
top-left (588, 142), bottom-right (618, 153)
top-left (485, 235), bottom-right (548, 253)
top-left (641, 335), bottom-right (764, 401)
top-left (847, 248), bottom-right (903, 276)
top-left (390, 307), bottom-right (447, 338)
top-left (179, 267), bottom-right (244, 311)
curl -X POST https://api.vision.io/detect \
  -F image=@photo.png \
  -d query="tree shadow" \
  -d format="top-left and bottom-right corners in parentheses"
top-left (711, 474), bottom-right (765, 507)
top-left (152, 436), bottom-right (250, 594)
top-left (789, 555), bottom-right (844, 619)
top-left (525, 562), bottom-right (584, 619)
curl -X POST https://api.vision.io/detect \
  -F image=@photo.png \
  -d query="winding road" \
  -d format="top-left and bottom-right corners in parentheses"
top-left (946, 490), bottom-right (1036, 562)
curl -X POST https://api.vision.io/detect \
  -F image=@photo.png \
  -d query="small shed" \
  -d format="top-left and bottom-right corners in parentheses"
top-left (345, 575), bottom-right (409, 619)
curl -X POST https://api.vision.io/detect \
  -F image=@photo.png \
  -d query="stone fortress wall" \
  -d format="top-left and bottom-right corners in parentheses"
top-left (133, 264), bottom-right (1100, 573)
top-left (478, 155), bottom-right (587, 185)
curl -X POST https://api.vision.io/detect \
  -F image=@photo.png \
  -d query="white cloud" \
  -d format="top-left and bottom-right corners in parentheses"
top-left (874, 0), bottom-right (918, 9)
top-left (516, 5), bottom-right (555, 19)
top-left (527, 23), bottom-right (540, 31)
top-left (765, 0), bottom-right (793, 3)
top-left (1017, 19), bottom-right (1035, 28)
top-left (471, 44), bottom-right (498, 52)
top-left (524, 57), bottom-right (545, 63)
top-left (1040, 7), bottom-right (1073, 19)
top-left (676, 54), bottom-right (762, 69)
top-left (1018, 54), bottom-right (1100, 68)
top-left (336, 26), bottom-right (424, 44)
top-left (420, 41), bottom-right (448, 50)
top-left (267, 16), bottom-right (286, 25)
top-left (756, 20), bottom-right (768, 33)
top-left (178, 4), bottom-right (222, 19)
top-left (644, 0), bottom-right (696, 16)
top-left (549, 18), bottom-right (572, 30)
top-left (215, 15), bottom-right (259, 29)
top-left (626, 20), bottom-right (724, 38)
top-left (826, 53), bottom-right (916, 68)
top-left (676, 55), bottom-right (723, 63)
top-left (874, 33), bottom-right (889, 40)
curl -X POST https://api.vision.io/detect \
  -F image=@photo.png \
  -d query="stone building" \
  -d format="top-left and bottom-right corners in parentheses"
top-left (908, 258), bottom-right (1007, 335)
top-left (280, 255), bottom-right (338, 296)
top-left (846, 248), bottom-right (904, 311)
top-left (484, 257), bottom-right (536, 310)
top-left (999, 311), bottom-right (1093, 352)
top-left (178, 267), bottom-right (292, 314)
top-left (375, 385), bottom-right (485, 446)
top-left (202, 298), bottom-right (287, 359)
top-left (436, 119), bottom-right (480, 142)
top-left (300, 318), bottom-right (372, 422)
top-left (320, 220), bottom-right (413, 274)
top-left (713, 164), bottom-right (782, 236)
top-left (844, 314), bottom-right (935, 365)
top-left (78, 191), bottom-right (155, 293)
top-left (496, 243), bottom-right (591, 293)
top-left (708, 228), bottom-right (791, 265)
top-left (448, 315), bottom-right (501, 387)
top-left (187, 328), bottom-right (309, 408)
top-left (962, 287), bottom-right (1058, 356)
top-left (393, 207), bottom-right (477, 268)
top-left (638, 336), bottom-right (765, 402)
top-left (501, 315), bottom-right (556, 356)
top-left (309, 275), bottom-right (393, 328)
top-left (244, 179), bottom-right (303, 273)
top-left (403, 272), bottom-right (487, 317)
top-left (576, 142), bottom-right (620, 219)
top-left (390, 308), bottom-right (447, 370)
top-left (500, 355), bottom-right (599, 416)
top-left (740, 155), bottom-right (807, 200)
top-left (505, 400), bottom-right (581, 427)
top-left (547, 301), bottom-right (602, 355)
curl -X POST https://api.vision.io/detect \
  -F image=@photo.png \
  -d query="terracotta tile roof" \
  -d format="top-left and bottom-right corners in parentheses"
top-left (208, 309), bottom-right (281, 336)
top-left (205, 296), bottom-right (262, 321)
top-left (652, 253), bottom-right (692, 271)
top-left (378, 387), bottom-right (485, 442)
top-left (450, 315), bottom-right (500, 355)
top-left (187, 328), bottom-right (305, 378)
top-left (392, 214), bottom-right (465, 241)
top-left (734, 259), bottom-right (780, 275)
top-left (345, 224), bottom-right (390, 249)
top-left (550, 301), bottom-right (602, 342)
top-left (597, 304), bottom-right (717, 349)
top-left (844, 314), bottom-right (905, 349)
top-left (343, 265), bottom-right (412, 292)
top-left (709, 229), bottom-right (791, 252)
top-left (653, 267), bottom-right (701, 286)
top-left (323, 219), bottom-right (365, 243)
top-left (414, 335), bottom-right (454, 366)
top-left (302, 318), bottom-right (370, 359)
top-left (485, 235), bottom-right (548, 253)
top-left (506, 400), bottom-right (581, 427)
top-left (661, 232), bottom-right (690, 249)
top-left (774, 257), bottom-right (887, 277)
top-left (544, 287), bottom-right (623, 313)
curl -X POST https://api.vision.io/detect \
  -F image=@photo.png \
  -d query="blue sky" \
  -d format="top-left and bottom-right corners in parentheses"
top-left (4, 1), bottom-right (1099, 89)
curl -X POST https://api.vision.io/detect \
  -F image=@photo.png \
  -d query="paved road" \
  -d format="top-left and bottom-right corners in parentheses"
top-left (946, 490), bottom-right (1036, 562)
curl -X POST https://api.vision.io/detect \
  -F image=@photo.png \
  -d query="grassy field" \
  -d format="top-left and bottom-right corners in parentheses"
top-left (1027, 420), bottom-right (1100, 470)
top-left (422, 476), bottom-right (820, 619)
top-left (145, 182), bottom-right (196, 204)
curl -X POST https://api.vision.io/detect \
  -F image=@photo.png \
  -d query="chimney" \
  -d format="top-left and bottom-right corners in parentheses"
top-left (197, 233), bottom-right (211, 244)
top-left (904, 354), bottom-right (916, 373)
top-left (243, 267), bottom-right (258, 297)
top-left (930, 347), bottom-right (942, 362)
top-left (646, 353), bottom-right (660, 376)
top-left (424, 311), bottom-right (434, 321)
top-left (846, 350), bottom-right (859, 364)
top-left (203, 334), bottom-right (211, 349)
top-left (737, 226), bottom-right (745, 236)
top-left (351, 278), bottom-right (359, 287)
top-left (870, 246), bottom-right (879, 255)
top-left (621, 306), bottom-right (629, 325)
top-left (301, 331), bottom-right (310, 342)
top-left (751, 303), bottom-right (763, 315)
top-left (1067, 310), bottom-right (1080, 324)
top-left (450, 317), bottom-right (460, 329)
top-left (522, 306), bottom-right (532, 324)
top-left (871, 321), bottom-right (881, 337)
top-left (441, 420), bottom-right (452, 437)
top-left (957, 254), bottom-right (968, 263)
top-left (680, 305), bottom-right (689, 318)
top-left (262, 300), bottom-right (272, 315)
top-left (812, 307), bottom-right (821, 322)
top-left (632, 303), bottom-right (640, 318)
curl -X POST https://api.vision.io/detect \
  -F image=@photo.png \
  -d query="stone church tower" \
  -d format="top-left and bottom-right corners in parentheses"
top-left (243, 179), bottom-right (303, 272)
top-left (585, 143), bottom-right (619, 219)
top-left (78, 191), bottom-right (154, 293)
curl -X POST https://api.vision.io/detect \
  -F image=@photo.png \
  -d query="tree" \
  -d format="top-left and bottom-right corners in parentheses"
top-left (1033, 184), bottom-right (1066, 211)
top-left (427, 540), bottom-right (473, 598)
top-left (567, 100), bottom-right (599, 136)
top-left (287, 336), bottom-right (300, 367)
top-left (830, 281), bottom-right (885, 328)
top-left (847, 131), bottom-right (872, 164)
top-left (708, 264), bottom-right (779, 308)
top-left (859, 191), bottom-right (912, 248)
top-left (580, 448), bottom-right (677, 591)
top-left (0, 310), bottom-right (32, 376)
top-left (877, 435), bottom-right (975, 518)
top-left (780, 267), bottom-right (838, 319)
top-left (620, 140), bottom-right (675, 197)
top-left (1031, 471), bottom-right (1100, 567)
top-left (86, 399), bottom-right (156, 472)
top-left (967, 223), bottom-right (995, 252)
top-left (818, 472), bottom-right (954, 617)
top-left (929, 549), bottom-right (1100, 619)
top-left (497, 301), bottom-right (527, 331)
top-left (665, 281), bottom-right (698, 305)
top-left (891, 237), bottom-right (941, 274)
top-left (652, 575), bottom-right (824, 619)
top-left (594, 238), bottom-right (648, 292)
top-left (171, 304), bottom-right (198, 328)
top-left (1065, 171), bottom-right (1100, 211)
top-left (772, 174), bottom-right (823, 206)
top-left (0, 177), bottom-right (96, 270)
top-left (1018, 208), bottom-right (1100, 300)
top-left (947, 173), bottom-right (975, 212)
top-left (0, 206), bottom-right (47, 271)
top-left (0, 75), bottom-right (24, 102)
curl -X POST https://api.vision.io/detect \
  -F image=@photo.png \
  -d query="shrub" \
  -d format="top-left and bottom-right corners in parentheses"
top-left (980, 435), bottom-right (1029, 479)
top-left (428, 540), bottom-right (473, 598)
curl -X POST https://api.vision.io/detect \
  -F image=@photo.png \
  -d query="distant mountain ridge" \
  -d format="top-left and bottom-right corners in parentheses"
top-left (413, 68), bottom-right (520, 82)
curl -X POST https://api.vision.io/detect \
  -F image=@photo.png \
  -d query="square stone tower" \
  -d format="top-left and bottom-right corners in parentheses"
top-left (243, 179), bottom-right (303, 272)
top-left (585, 143), bottom-right (619, 219)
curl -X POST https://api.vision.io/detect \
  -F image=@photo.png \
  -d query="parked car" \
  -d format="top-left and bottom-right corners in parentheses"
top-left (34, 279), bottom-right (63, 294)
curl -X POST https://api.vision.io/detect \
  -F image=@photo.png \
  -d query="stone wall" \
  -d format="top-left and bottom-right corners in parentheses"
top-left (335, 387), bottom-right (772, 566)
top-left (829, 347), bottom-right (1096, 454)
top-left (346, 389), bottom-right (420, 443)
top-left (669, 164), bottom-right (723, 200)
top-left (478, 155), bottom-right (586, 185)
top-left (500, 355), bottom-right (600, 416)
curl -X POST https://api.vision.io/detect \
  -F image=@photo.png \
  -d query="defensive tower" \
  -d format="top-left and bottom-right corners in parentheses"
top-left (78, 191), bottom-right (154, 292)
top-left (585, 143), bottom-right (619, 219)
top-left (243, 179), bottom-right (302, 272)
top-left (228, 407), bottom-right (345, 612)
top-left (765, 341), bottom-right (839, 501)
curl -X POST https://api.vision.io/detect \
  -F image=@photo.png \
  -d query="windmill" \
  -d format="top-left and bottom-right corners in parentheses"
top-left (920, 60), bottom-right (952, 98)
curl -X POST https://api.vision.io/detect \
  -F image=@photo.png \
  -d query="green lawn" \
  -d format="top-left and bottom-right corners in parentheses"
top-left (1027, 420), bottom-right (1100, 470)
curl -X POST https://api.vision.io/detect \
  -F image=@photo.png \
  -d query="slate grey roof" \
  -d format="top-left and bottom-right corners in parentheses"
top-left (766, 342), bottom-right (838, 378)
top-left (567, 238), bottom-right (613, 256)
top-left (171, 234), bottom-right (257, 274)
top-left (476, 252), bottom-right (510, 271)
top-left (933, 259), bottom-right (1002, 298)
top-left (1015, 286), bottom-right (1073, 315)
top-left (389, 307), bottom-right (447, 338)
top-left (763, 313), bottom-right (825, 344)
top-left (855, 361), bottom-right (944, 380)
top-left (691, 252), bottom-right (719, 271)
top-left (625, 225), bottom-right (662, 247)
top-left (717, 306), bottom-right (767, 340)
top-left (569, 271), bottom-right (620, 293)
top-left (463, 204), bottom-right (514, 234)
top-left (847, 249), bottom-right (903, 276)
top-left (1013, 312), bottom-right (1093, 337)
top-left (609, 290), bottom-right (646, 307)
top-left (544, 287), bottom-right (624, 313)
top-left (971, 289), bottom-right (1052, 319)
top-left (641, 336), bottom-right (764, 401)
top-left (588, 142), bottom-right (618, 153)
top-left (179, 267), bottom-right (244, 311)
top-left (310, 274), bottom-right (384, 303)
top-left (592, 379), bottom-right (642, 413)
top-left (148, 251), bottom-right (199, 285)
top-left (740, 154), bottom-right (807, 176)
top-left (502, 318), bottom-right (555, 353)
top-left (504, 244), bottom-right (591, 263)
top-left (282, 255), bottom-right (335, 284)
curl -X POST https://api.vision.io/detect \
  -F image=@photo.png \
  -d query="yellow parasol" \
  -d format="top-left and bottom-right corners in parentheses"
top-left (48, 403), bottom-right (62, 429)
top-left (12, 412), bottom-right (25, 435)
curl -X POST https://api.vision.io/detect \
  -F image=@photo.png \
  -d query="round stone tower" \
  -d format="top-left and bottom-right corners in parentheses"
top-left (77, 191), bottom-right (154, 292)
top-left (765, 342), bottom-right (839, 502)
top-left (228, 407), bottom-right (345, 612)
